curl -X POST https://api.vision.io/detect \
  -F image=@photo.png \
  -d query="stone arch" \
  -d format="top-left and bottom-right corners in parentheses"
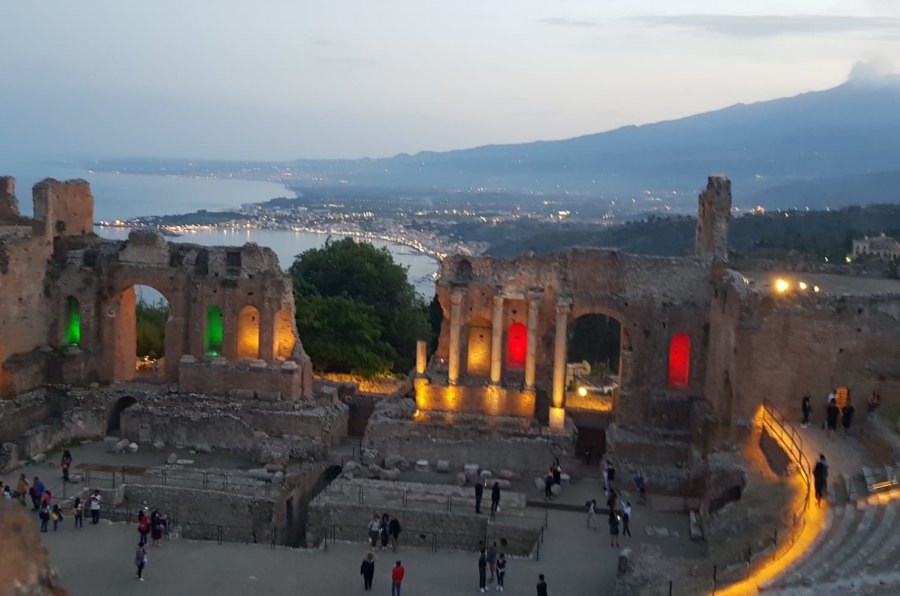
top-left (104, 283), bottom-right (175, 383)
top-left (668, 333), bottom-right (691, 388)
top-left (64, 296), bottom-right (81, 346)
top-left (205, 305), bottom-right (224, 356)
top-left (273, 307), bottom-right (296, 360)
top-left (107, 395), bottom-right (137, 435)
top-left (237, 305), bottom-right (261, 360)
top-left (567, 304), bottom-right (634, 389)
top-left (506, 322), bottom-right (527, 369)
top-left (456, 259), bottom-right (473, 282)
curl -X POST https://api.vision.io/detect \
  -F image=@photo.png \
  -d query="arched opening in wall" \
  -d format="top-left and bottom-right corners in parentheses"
top-left (205, 305), bottom-right (224, 356)
top-left (106, 395), bottom-right (137, 436)
top-left (110, 285), bottom-right (171, 383)
top-left (668, 334), bottom-right (691, 388)
top-left (566, 314), bottom-right (622, 410)
top-left (456, 259), bottom-right (473, 282)
top-left (237, 305), bottom-right (261, 360)
top-left (506, 322), bottom-right (527, 370)
top-left (64, 296), bottom-right (81, 347)
top-left (273, 308), bottom-right (296, 360)
top-left (466, 316), bottom-right (491, 376)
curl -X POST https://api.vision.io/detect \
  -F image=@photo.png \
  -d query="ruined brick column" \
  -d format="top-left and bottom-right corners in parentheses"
top-left (448, 291), bottom-right (464, 385)
top-left (490, 295), bottom-right (504, 385)
top-left (551, 299), bottom-right (571, 410)
top-left (524, 297), bottom-right (539, 389)
top-left (694, 175), bottom-right (732, 262)
top-left (416, 340), bottom-right (427, 375)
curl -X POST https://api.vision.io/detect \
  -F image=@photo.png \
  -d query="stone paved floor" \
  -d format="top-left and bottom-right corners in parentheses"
top-left (25, 500), bottom-right (704, 596)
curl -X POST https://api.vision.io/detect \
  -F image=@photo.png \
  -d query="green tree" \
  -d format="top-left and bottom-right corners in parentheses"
top-left (289, 237), bottom-right (432, 375)
top-left (136, 299), bottom-right (168, 360)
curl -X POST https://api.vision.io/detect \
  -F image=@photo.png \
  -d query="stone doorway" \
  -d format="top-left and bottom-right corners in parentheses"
top-left (106, 395), bottom-right (137, 436)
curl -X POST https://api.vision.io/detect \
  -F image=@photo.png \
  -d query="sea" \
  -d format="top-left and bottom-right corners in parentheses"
top-left (1, 156), bottom-right (439, 298)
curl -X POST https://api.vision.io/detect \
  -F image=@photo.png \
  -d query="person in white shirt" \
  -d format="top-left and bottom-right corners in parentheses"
top-left (622, 502), bottom-right (633, 537)
top-left (90, 489), bottom-right (102, 524)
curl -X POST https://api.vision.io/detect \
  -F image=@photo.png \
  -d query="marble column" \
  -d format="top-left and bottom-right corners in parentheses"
top-left (416, 340), bottom-right (427, 375)
top-left (448, 291), bottom-right (464, 385)
top-left (490, 295), bottom-right (504, 385)
top-left (551, 300), bottom-right (571, 408)
top-left (524, 298), bottom-right (539, 390)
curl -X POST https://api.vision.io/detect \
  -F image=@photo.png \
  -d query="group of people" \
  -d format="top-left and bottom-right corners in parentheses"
top-left (542, 459), bottom-right (564, 499)
top-left (800, 390), bottom-right (857, 439)
top-left (0, 472), bottom-right (103, 532)
top-left (360, 553), bottom-right (404, 594)
top-left (477, 542), bottom-right (508, 592)
top-left (475, 478), bottom-right (502, 518)
top-left (367, 513), bottom-right (403, 552)
top-left (587, 489), bottom-right (633, 547)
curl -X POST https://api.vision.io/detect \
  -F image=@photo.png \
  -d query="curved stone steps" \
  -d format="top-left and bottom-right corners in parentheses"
top-left (761, 571), bottom-right (900, 596)
top-left (803, 502), bottom-right (878, 583)
top-left (864, 504), bottom-right (900, 571)
top-left (842, 503), bottom-right (897, 576)
top-left (759, 507), bottom-right (835, 591)
top-left (779, 505), bottom-right (856, 587)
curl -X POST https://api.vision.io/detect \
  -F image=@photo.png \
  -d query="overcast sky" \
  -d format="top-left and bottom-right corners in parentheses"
top-left (1, 0), bottom-right (898, 160)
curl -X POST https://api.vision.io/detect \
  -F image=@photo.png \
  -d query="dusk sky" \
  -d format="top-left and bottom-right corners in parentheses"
top-left (2, 0), bottom-right (898, 160)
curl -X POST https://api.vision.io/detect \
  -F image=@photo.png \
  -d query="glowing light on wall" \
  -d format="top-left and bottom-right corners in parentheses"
top-left (466, 327), bottom-right (491, 375)
top-left (668, 333), bottom-right (690, 388)
top-left (273, 308), bottom-right (296, 359)
top-left (205, 305), bottom-right (223, 356)
top-left (775, 279), bottom-right (789, 293)
top-left (236, 305), bottom-right (260, 360)
top-left (506, 322), bottom-right (527, 369)
top-left (65, 297), bottom-right (81, 346)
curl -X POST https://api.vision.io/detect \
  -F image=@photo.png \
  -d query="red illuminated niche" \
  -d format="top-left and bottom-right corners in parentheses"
top-left (668, 333), bottom-right (690, 387)
top-left (506, 322), bottom-right (527, 369)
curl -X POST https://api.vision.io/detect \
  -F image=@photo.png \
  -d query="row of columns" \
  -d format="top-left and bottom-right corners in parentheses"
top-left (447, 291), bottom-right (571, 396)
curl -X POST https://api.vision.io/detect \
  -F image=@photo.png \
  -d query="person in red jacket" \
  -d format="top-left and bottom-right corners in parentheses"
top-left (391, 560), bottom-right (405, 596)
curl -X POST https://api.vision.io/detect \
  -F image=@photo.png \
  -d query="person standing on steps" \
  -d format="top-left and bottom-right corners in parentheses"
top-left (360, 551), bottom-right (376, 591)
top-left (842, 397), bottom-right (855, 436)
top-left (536, 573), bottom-right (548, 596)
top-left (475, 479), bottom-right (484, 514)
top-left (60, 450), bottom-right (72, 483)
top-left (391, 560), bottom-right (404, 596)
top-left (801, 393), bottom-right (812, 428)
top-left (478, 548), bottom-right (488, 593)
top-left (490, 481), bottom-right (501, 520)
top-left (622, 502), bottom-right (632, 538)
top-left (487, 542), bottom-right (498, 584)
top-left (813, 454), bottom-right (828, 507)
top-left (826, 398), bottom-right (840, 441)
top-left (496, 553), bottom-right (507, 592)
top-left (90, 489), bottom-right (102, 524)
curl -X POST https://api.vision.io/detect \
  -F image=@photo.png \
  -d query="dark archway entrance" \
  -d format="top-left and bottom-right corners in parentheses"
top-left (566, 314), bottom-right (622, 405)
top-left (107, 396), bottom-right (137, 436)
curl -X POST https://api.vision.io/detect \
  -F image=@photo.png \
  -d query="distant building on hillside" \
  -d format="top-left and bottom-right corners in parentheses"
top-left (852, 233), bottom-right (900, 259)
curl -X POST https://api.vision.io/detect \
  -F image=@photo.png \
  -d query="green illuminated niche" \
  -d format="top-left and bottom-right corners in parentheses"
top-left (205, 305), bottom-right (223, 355)
top-left (65, 296), bottom-right (81, 346)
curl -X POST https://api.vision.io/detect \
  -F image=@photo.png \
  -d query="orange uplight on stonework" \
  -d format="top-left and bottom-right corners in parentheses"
top-left (506, 322), bottom-right (527, 369)
top-left (668, 333), bottom-right (690, 387)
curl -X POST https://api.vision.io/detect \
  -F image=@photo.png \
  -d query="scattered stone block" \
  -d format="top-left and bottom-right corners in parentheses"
top-left (166, 453), bottom-right (178, 465)
top-left (533, 477), bottom-right (545, 491)
top-left (272, 471), bottom-right (285, 484)
top-left (617, 548), bottom-right (631, 577)
top-left (464, 463), bottom-right (480, 483)
top-left (654, 527), bottom-right (669, 538)
top-left (30, 453), bottom-right (46, 464)
top-left (343, 461), bottom-right (362, 475)
top-left (115, 439), bottom-right (130, 453)
top-left (69, 474), bottom-right (83, 484)
top-left (249, 469), bottom-right (273, 481)
top-left (265, 463), bottom-right (285, 473)
top-left (550, 483), bottom-right (562, 497)
top-left (193, 443), bottom-right (212, 454)
top-left (493, 479), bottom-right (510, 489)
top-left (480, 470), bottom-right (492, 479)
top-left (175, 459), bottom-right (194, 465)
top-left (168, 383), bottom-right (178, 394)
top-left (256, 391), bottom-right (281, 402)
top-left (644, 527), bottom-right (656, 537)
top-left (456, 472), bottom-right (468, 486)
top-left (128, 442), bottom-right (139, 454)
top-left (385, 455), bottom-right (410, 471)
top-left (153, 441), bottom-right (166, 451)
top-left (105, 437), bottom-right (120, 453)
top-left (499, 470), bottom-right (520, 481)
top-left (415, 459), bottom-right (430, 472)
top-left (379, 468), bottom-right (402, 481)
top-left (436, 460), bottom-right (450, 473)
top-left (560, 473), bottom-right (571, 485)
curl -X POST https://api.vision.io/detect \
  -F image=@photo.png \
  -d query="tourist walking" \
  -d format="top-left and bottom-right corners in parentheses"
top-left (609, 510), bottom-right (620, 547)
top-left (826, 399), bottom-right (840, 441)
top-left (584, 446), bottom-right (592, 466)
top-left (51, 504), bottom-right (63, 531)
top-left (487, 542), bottom-right (498, 584)
top-left (552, 459), bottom-right (562, 487)
top-left (15, 474), bottom-right (29, 507)
top-left (30, 476), bottom-right (45, 511)
top-left (90, 489), bottom-right (102, 524)
top-left (536, 573), bottom-right (548, 596)
top-left (368, 515), bottom-right (381, 547)
top-left (801, 394), bottom-right (811, 428)
top-left (135, 543), bottom-right (147, 581)
top-left (622, 502), bottom-right (632, 537)
top-left (391, 560), bottom-right (405, 596)
top-left (73, 497), bottom-right (84, 529)
top-left (360, 551), bottom-right (376, 590)
top-left (544, 469), bottom-right (554, 500)
top-left (586, 499), bottom-right (596, 529)
top-left (61, 449), bottom-right (72, 482)
top-left (634, 472), bottom-right (647, 505)
top-left (138, 509), bottom-right (150, 546)
top-left (478, 548), bottom-right (488, 593)
top-left (475, 479), bottom-right (484, 514)
top-left (151, 510), bottom-right (164, 546)
top-left (39, 501), bottom-right (50, 533)
top-left (606, 462), bottom-right (616, 492)
top-left (496, 553), bottom-right (507, 592)
top-left (813, 454), bottom-right (829, 507)
top-left (389, 515), bottom-right (402, 552)
top-left (842, 398), bottom-right (855, 436)
top-left (606, 488), bottom-right (617, 513)
top-left (380, 513), bottom-right (390, 550)
top-left (490, 482), bottom-right (501, 519)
